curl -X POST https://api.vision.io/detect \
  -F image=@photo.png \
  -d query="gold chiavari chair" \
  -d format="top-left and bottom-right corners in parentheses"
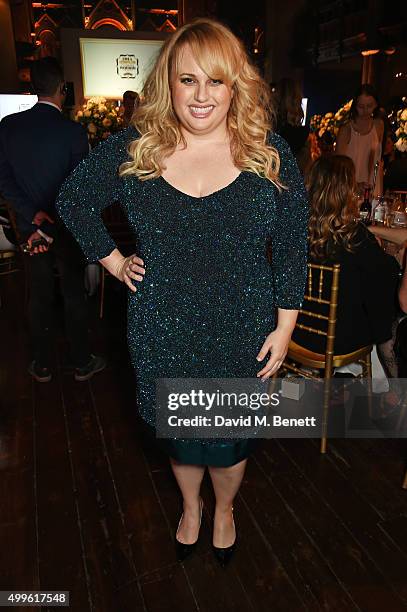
top-left (0, 249), bottom-right (19, 272)
top-left (278, 262), bottom-right (373, 454)
top-left (0, 199), bottom-right (23, 308)
top-left (0, 247), bottom-right (21, 308)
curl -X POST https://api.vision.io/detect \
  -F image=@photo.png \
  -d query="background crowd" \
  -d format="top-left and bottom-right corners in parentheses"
top-left (0, 54), bottom-right (406, 394)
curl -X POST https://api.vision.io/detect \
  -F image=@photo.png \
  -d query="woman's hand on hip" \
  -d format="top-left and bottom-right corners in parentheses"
top-left (256, 327), bottom-right (291, 381)
top-left (116, 254), bottom-right (145, 292)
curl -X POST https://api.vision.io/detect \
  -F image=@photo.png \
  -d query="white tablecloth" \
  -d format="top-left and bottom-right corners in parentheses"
top-left (335, 345), bottom-right (389, 393)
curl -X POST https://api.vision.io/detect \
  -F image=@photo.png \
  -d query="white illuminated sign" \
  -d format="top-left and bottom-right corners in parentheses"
top-left (0, 94), bottom-right (38, 121)
top-left (80, 38), bottom-right (163, 99)
top-left (301, 98), bottom-right (308, 125)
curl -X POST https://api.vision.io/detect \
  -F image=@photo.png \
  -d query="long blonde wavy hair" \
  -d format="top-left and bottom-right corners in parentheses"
top-left (119, 18), bottom-right (282, 187)
top-left (307, 155), bottom-right (359, 260)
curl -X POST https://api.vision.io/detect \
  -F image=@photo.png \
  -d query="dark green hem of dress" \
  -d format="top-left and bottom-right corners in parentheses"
top-left (141, 421), bottom-right (261, 467)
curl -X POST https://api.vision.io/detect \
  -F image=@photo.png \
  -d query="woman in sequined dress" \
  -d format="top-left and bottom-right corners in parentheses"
top-left (57, 19), bottom-right (308, 566)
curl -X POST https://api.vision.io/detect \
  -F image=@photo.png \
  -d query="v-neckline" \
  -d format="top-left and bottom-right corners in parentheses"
top-left (158, 172), bottom-right (244, 200)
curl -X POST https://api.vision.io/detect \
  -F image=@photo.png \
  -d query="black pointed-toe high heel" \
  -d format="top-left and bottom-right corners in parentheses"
top-left (212, 509), bottom-right (237, 568)
top-left (175, 497), bottom-right (203, 562)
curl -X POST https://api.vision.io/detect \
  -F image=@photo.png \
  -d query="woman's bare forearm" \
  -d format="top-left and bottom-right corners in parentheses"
top-left (276, 308), bottom-right (299, 336)
top-left (368, 226), bottom-right (407, 246)
top-left (399, 267), bottom-right (407, 313)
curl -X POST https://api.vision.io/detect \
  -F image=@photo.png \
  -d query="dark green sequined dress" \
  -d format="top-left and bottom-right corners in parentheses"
top-left (56, 128), bottom-right (308, 466)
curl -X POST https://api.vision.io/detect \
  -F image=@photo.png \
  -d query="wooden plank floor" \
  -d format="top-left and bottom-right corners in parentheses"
top-left (1, 270), bottom-right (407, 612)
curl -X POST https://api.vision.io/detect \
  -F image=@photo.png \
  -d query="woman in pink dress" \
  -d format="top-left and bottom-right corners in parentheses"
top-left (336, 84), bottom-right (384, 196)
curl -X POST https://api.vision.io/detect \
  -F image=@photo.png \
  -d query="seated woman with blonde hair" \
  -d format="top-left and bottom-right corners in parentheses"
top-left (293, 155), bottom-right (399, 356)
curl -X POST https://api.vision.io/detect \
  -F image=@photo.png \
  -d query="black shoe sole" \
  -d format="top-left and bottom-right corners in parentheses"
top-left (30, 373), bottom-right (52, 383)
top-left (74, 362), bottom-right (106, 382)
top-left (212, 537), bottom-right (237, 567)
top-left (212, 514), bottom-right (236, 567)
top-left (28, 364), bottom-right (52, 383)
top-left (175, 498), bottom-right (203, 562)
top-left (175, 540), bottom-right (197, 562)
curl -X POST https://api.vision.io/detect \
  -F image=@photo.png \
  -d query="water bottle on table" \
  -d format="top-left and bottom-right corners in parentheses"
top-left (372, 196), bottom-right (386, 225)
top-left (359, 187), bottom-right (372, 225)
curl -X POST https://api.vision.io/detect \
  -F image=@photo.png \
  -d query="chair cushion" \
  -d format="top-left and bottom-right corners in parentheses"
top-left (287, 340), bottom-right (373, 369)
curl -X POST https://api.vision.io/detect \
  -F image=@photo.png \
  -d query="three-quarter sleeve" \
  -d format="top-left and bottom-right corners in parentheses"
top-left (268, 132), bottom-right (309, 309)
top-left (56, 129), bottom-right (134, 262)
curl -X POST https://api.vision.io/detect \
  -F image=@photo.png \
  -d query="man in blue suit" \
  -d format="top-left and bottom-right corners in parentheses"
top-left (0, 57), bottom-right (105, 382)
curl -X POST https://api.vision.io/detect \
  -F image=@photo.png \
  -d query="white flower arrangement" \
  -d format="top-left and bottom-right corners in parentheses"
top-left (74, 96), bottom-right (123, 145)
top-left (310, 99), bottom-right (352, 139)
top-left (394, 97), bottom-right (407, 153)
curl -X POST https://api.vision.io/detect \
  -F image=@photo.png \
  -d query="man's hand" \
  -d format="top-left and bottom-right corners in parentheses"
top-left (32, 210), bottom-right (54, 226)
top-left (27, 230), bottom-right (49, 255)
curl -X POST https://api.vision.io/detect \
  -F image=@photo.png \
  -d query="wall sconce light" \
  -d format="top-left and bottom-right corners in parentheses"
top-left (253, 26), bottom-right (263, 56)
top-left (361, 49), bottom-right (380, 56)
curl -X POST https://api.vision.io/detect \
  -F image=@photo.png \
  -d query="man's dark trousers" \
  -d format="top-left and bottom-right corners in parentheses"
top-left (28, 224), bottom-right (91, 368)
top-left (0, 103), bottom-right (92, 369)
